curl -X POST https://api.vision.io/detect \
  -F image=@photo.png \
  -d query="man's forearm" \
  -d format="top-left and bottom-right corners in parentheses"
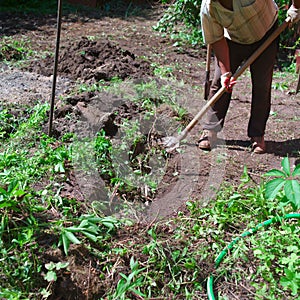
top-left (212, 37), bottom-right (231, 75)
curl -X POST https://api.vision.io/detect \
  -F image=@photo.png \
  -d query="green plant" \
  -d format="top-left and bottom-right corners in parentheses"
top-left (41, 261), bottom-right (69, 298)
top-left (0, 179), bottom-right (26, 210)
top-left (0, 109), bottom-right (18, 139)
top-left (155, 0), bottom-right (298, 65)
top-left (58, 215), bottom-right (119, 255)
top-left (76, 81), bottom-right (106, 93)
top-left (0, 103), bottom-right (74, 297)
top-left (265, 157), bottom-right (300, 210)
top-left (43, 261), bottom-right (69, 282)
top-left (111, 257), bottom-right (146, 300)
top-left (94, 129), bottom-right (114, 177)
top-left (272, 81), bottom-right (289, 91)
top-left (153, 64), bottom-right (175, 78)
top-left (154, 0), bottom-right (203, 46)
top-left (0, 37), bottom-right (35, 63)
top-left (202, 159), bottom-right (300, 299)
top-left (280, 267), bottom-right (300, 296)
top-left (249, 219), bottom-right (300, 299)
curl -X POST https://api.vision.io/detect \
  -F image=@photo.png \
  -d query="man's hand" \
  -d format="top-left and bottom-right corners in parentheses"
top-left (221, 72), bottom-right (237, 93)
top-left (287, 4), bottom-right (300, 23)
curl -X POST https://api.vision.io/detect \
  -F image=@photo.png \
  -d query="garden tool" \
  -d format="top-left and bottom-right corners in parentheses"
top-left (203, 44), bottom-right (212, 100)
top-left (162, 17), bottom-right (291, 152)
top-left (48, 0), bottom-right (62, 136)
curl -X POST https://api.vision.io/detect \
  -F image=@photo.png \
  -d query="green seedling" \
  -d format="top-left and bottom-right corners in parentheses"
top-left (111, 257), bottom-right (146, 300)
top-left (0, 179), bottom-right (26, 210)
top-left (77, 81), bottom-right (106, 93)
top-left (280, 267), bottom-right (300, 296)
top-left (43, 261), bottom-right (69, 282)
top-left (153, 64), bottom-right (175, 78)
top-left (58, 215), bottom-right (119, 255)
top-left (0, 109), bottom-right (17, 139)
top-left (264, 157), bottom-right (300, 210)
top-left (0, 37), bottom-right (34, 64)
top-left (272, 81), bottom-right (289, 91)
top-left (41, 261), bottom-right (69, 299)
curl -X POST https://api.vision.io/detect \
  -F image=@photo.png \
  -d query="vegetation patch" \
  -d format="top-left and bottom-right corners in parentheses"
top-left (1, 1), bottom-right (300, 299)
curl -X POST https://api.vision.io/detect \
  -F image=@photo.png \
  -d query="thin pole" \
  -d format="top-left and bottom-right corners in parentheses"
top-left (48, 0), bottom-right (62, 136)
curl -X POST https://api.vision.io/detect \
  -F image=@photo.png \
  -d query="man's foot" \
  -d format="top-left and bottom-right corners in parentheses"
top-left (251, 136), bottom-right (266, 154)
top-left (198, 130), bottom-right (217, 150)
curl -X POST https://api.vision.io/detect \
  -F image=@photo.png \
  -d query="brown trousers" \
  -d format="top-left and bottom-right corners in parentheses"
top-left (203, 21), bottom-right (279, 138)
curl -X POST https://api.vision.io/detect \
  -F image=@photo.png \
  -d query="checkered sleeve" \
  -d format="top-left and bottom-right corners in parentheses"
top-left (200, 1), bottom-right (224, 44)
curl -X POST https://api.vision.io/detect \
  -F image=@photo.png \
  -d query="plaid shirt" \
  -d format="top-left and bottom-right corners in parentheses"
top-left (201, 0), bottom-right (278, 45)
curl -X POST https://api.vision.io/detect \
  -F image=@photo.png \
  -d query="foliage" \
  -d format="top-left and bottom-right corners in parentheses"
top-left (265, 157), bottom-right (300, 210)
top-left (101, 159), bottom-right (300, 299)
top-left (218, 217), bottom-right (300, 299)
top-left (0, 89), bottom-right (299, 299)
top-left (154, 0), bottom-right (203, 46)
top-left (110, 257), bottom-right (146, 300)
top-left (0, 37), bottom-right (35, 64)
top-left (0, 109), bottom-right (19, 138)
top-left (0, 103), bottom-right (121, 298)
top-left (280, 267), bottom-right (300, 296)
top-left (155, 0), bottom-right (300, 62)
top-left (58, 214), bottom-right (119, 255)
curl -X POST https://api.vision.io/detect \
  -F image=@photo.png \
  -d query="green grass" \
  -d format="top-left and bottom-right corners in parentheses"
top-left (0, 102), bottom-right (121, 298)
top-left (0, 93), bottom-right (299, 299)
top-left (0, 37), bottom-right (36, 66)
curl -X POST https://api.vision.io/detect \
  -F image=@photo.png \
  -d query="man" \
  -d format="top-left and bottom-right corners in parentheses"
top-left (199, 0), bottom-right (300, 153)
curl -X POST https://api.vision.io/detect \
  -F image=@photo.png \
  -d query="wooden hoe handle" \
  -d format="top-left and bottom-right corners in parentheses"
top-left (179, 18), bottom-right (291, 141)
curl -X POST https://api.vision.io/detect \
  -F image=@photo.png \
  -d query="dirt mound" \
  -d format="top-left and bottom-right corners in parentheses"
top-left (26, 37), bottom-right (153, 81)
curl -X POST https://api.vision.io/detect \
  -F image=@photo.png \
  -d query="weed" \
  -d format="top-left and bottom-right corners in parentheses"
top-left (264, 157), bottom-right (300, 210)
top-left (41, 261), bottom-right (69, 298)
top-left (153, 64), bottom-right (175, 78)
top-left (272, 81), bottom-right (289, 91)
top-left (0, 109), bottom-right (19, 139)
top-left (0, 37), bottom-right (35, 65)
top-left (77, 81), bottom-right (106, 93)
top-left (280, 267), bottom-right (300, 296)
top-left (249, 221), bottom-right (300, 298)
top-left (203, 158), bottom-right (300, 299)
top-left (58, 214), bottom-right (119, 255)
top-left (111, 257), bottom-right (146, 300)
top-left (1, 81), bottom-right (299, 299)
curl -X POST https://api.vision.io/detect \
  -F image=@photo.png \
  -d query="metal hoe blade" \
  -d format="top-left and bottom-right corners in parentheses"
top-left (161, 136), bottom-right (180, 153)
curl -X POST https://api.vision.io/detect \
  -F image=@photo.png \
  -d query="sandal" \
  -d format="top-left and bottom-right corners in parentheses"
top-left (251, 136), bottom-right (266, 154)
top-left (198, 130), bottom-right (217, 150)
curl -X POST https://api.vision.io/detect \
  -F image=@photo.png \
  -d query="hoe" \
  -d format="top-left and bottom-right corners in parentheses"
top-left (163, 18), bottom-right (291, 152)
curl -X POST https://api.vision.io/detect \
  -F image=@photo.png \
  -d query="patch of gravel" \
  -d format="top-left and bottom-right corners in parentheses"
top-left (0, 64), bottom-right (72, 106)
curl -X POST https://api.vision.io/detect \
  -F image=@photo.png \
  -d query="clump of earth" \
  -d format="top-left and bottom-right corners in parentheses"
top-left (26, 37), bottom-right (153, 82)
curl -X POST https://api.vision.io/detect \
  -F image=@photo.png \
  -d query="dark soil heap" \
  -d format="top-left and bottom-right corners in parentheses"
top-left (26, 37), bottom-right (153, 81)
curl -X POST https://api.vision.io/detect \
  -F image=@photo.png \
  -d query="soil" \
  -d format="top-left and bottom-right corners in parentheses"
top-left (1, 1), bottom-right (300, 299)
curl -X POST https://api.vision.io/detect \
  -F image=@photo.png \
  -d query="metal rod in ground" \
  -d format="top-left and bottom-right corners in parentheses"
top-left (48, 0), bottom-right (63, 136)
